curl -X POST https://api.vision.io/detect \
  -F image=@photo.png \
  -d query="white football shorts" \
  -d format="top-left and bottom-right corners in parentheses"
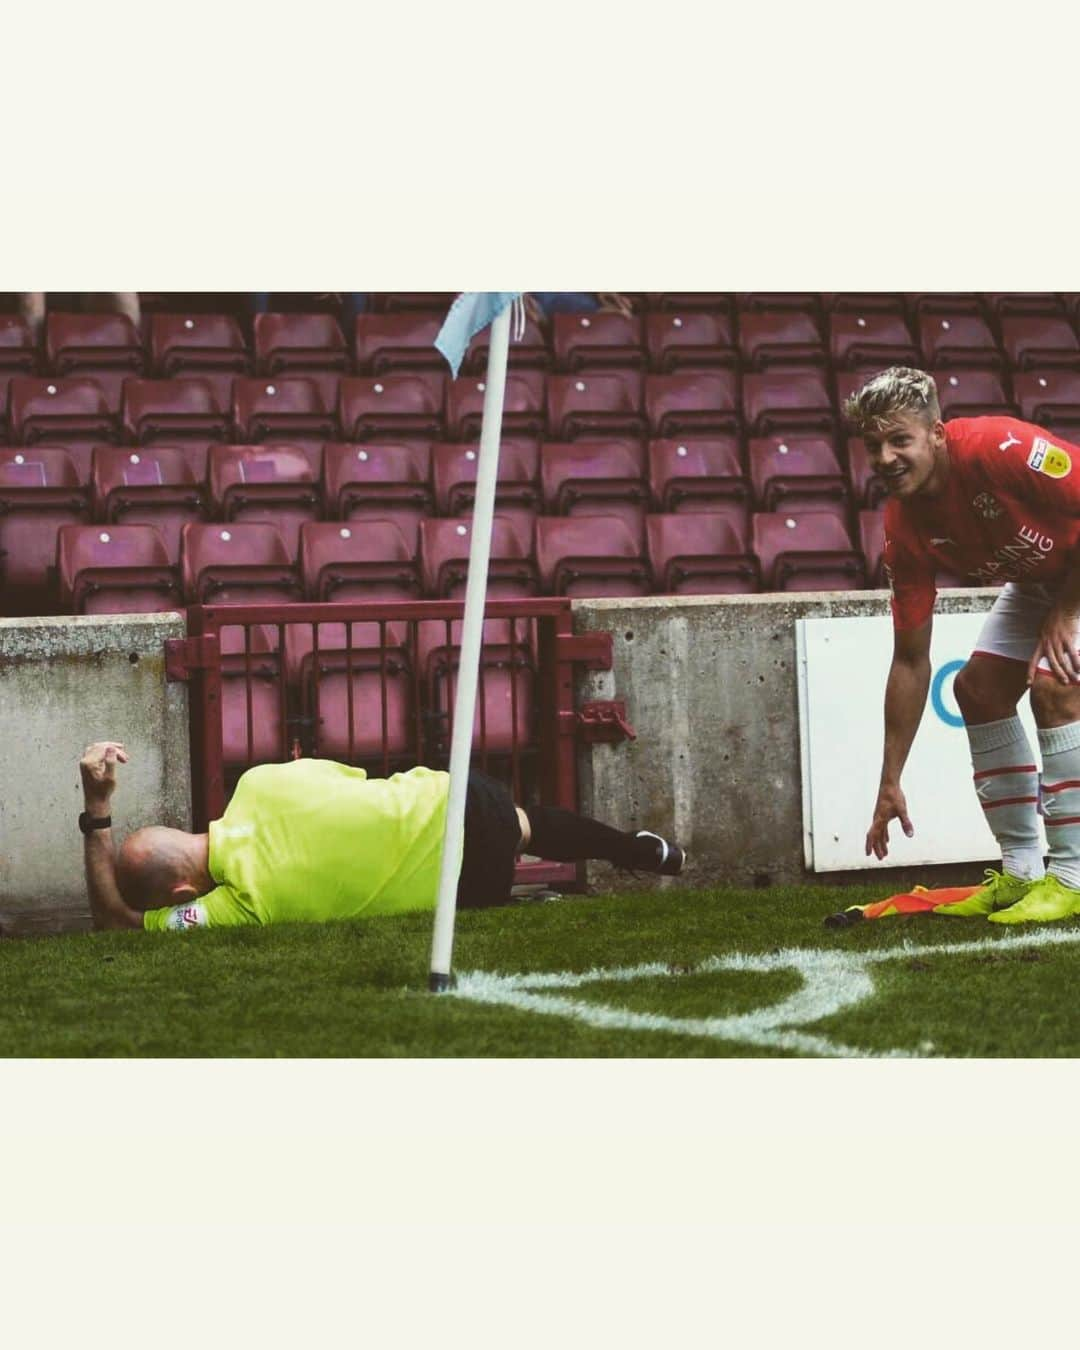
top-left (972, 582), bottom-right (1080, 679)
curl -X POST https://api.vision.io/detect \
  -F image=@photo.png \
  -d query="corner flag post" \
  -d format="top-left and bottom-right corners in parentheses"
top-left (429, 298), bottom-right (515, 992)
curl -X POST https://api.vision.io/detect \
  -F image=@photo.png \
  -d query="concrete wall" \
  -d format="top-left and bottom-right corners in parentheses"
top-left (572, 589), bottom-right (1001, 893)
top-left (0, 613), bottom-right (191, 935)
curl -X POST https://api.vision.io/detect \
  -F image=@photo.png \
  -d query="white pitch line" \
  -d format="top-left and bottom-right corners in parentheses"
top-left (451, 924), bottom-right (1080, 1058)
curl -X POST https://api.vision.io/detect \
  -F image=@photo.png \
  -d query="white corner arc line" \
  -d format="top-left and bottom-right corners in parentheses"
top-left (451, 925), bottom-right (1080, 1058)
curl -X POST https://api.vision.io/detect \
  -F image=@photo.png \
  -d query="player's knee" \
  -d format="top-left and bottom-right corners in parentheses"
top-left (953, 659), bottom-right (1013, 722)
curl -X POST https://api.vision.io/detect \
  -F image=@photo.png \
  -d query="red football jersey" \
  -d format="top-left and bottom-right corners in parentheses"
top-left (883, 416), bottom-right (1080, 631)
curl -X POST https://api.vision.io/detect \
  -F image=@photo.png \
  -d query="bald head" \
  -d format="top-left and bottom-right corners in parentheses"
top-left (116, 826), bottom-right (209, 913)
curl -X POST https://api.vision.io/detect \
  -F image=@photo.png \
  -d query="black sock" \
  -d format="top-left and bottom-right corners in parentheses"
top-left (525, 804), bottom-right (643, 867)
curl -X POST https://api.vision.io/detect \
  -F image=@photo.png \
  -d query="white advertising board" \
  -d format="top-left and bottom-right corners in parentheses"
top-left (796, 612), bottom-right (1045, 871)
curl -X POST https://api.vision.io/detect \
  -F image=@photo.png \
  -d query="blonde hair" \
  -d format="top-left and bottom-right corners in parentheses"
top-left (842, 366), bottom-right (941, 437)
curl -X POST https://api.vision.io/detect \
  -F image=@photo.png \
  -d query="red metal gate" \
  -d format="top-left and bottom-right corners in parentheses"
top-left (166, 597), bottom-right (624, 891)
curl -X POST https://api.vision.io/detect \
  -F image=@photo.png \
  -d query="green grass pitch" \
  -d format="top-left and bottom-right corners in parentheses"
top-left (4, 883), bottom-right (1080, 1057)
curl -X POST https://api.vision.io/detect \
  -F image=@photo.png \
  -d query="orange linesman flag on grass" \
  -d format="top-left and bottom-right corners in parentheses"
top-left (824, 885), bottom-right (979, 928)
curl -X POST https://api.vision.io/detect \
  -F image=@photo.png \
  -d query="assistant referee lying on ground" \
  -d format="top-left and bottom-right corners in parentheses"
top-left (78, 742), bottom-right (686, 931)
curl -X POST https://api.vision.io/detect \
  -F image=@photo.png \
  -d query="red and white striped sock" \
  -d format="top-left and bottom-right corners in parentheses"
top-left (968, 715), bottom-right (1044, 882)
top-left (1038, 720), bottom-right (1080, 891)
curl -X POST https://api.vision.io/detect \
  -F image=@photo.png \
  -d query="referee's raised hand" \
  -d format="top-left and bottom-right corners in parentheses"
top-left (79, 741), bottom-right (129, 810)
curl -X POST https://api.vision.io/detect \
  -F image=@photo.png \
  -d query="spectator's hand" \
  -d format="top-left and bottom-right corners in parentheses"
top-left (596, 292), bottom-right (634, 317)
top-left (80, 741), bottom-right (128, 812)
top-left (865, 783), bottom-right (913, 860)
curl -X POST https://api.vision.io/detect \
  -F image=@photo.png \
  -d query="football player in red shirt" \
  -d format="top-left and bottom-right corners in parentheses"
top-left (848, 367), bottom-right (1080, 923)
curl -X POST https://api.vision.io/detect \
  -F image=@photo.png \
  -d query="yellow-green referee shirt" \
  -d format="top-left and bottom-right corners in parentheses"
top-left (144, 759), bottom-right (459, 931)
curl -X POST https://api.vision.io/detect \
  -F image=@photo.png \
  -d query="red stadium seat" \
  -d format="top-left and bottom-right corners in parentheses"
top-left (45, 313), bottom-right (145, 410)
top-left (982, 293), bottom-right (1065, 320)
top-left (645, 311), bottom-right (736, 373)
top-left (540, 439), bottom-right (648, 538)
top-left (1000, 316), bottom-right (1080, 372)
top-left (208, 444), bottom-right (321, 560)
top-left (465, 314), bottom-right (550, 373)
top-left (254, 312), bottom-right (349, 408)
top-left (828, 312), bottom-right (920, 370)
top-left (426, 639), bottom-right (537, 759)
top-left (821, 293), bottom-right (906, 316)
top-left (0, 315), bottom-right (38, 378)
top-left (446, 370), bottom-right (545, 440)
top-left (416, 515), bottom-right (540, 755)
top-left (735, 292), bottom-right (820, 317)
top-left (645, 372), bottom-right (740, 437)
top-left (122, 377), bottom-right (228, 446)
top-left (322, 440), bottom-right (432, 553)
top-left (354, 312), bottom-right (446, 374)
top-left (292, 524), bottom-right (419, 749)
top-left (647, 436), bottom-right (748, 511)
top-left (299, 520), bottom-right (421, 604)
top-left (431, 436), bottom-right (539, 514)
top-left (918, 313), bottom-right (1002, 370)
top-left (0, 448), bottom-right (89, 613)
top-left (419, 515), bottom-right (539, 600)
top-left (232, 377), bottom-right (337, 464)
top-left (11, 377), bottom-right (117, 448)
top-left (552, 312), bottom-right (645, 372)
top-left (752, 510), bottom-right (865, 592)
top-left (91, 446), bottom-right (206, 563)
top-left (646, 511), bottom-right (759, 595)
top-left (374, 292), bottom-right (455, 312)
top-left (834, 370), bottom-right (871, 423)
top-left (338, 374), bottom-right (444, 442)
top-left (535, 514), bottom-right (650, 597)
top-left (904, 293), bottom-right (984, 319)
top-left (180, 522), bottom-right (302, 605)
top-left (1012, 370), bottom-right (1080, 433)
top-left (933, 369), bottom-right (1013, 419)
top-left (302, 638), bottom-right (415, 767)
top-left (648, 293), bottom-right (734, 316)
top-left (150, 313), bottom-right (250, 408)
top-left (845, 437), bottom-right (888, 509)
top-left (546, 372), bottom-right (645, 440)
top-left (858, 508), bottom-right (886, 585)
top-left (737, 309), bottom-right (824, 370)
top-left (747, 435), bottom-right (846, 512)
top-left (56, 523), bottom-right (180, 614)
top-left (742, 370), bottom-right (833, 437)
top-left (213, 623), bottom-right (289, 769)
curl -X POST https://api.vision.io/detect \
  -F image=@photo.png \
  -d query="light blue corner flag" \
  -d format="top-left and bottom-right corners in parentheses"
top-left (435, 292), bottom-right (522, 378)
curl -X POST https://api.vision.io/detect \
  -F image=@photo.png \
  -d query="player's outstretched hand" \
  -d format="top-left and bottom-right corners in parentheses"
top-left (865, 783), bottom-right (914, 860)
top-left (79, 741), bottom-right (129, 809)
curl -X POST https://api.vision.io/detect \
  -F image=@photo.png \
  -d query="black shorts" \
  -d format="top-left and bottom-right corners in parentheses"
top-left (456, 769), bottom-right (522, 909)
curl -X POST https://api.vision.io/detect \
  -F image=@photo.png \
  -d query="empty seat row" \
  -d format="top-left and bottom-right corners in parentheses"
top-left (6, 364), bottom-right (1072, 457)
top-left (7, 304), bottom-right (1080, 384)
top-left (0, 433), bottom-right (888, 604)
top-left (43, 505), bottom-right (967, 619)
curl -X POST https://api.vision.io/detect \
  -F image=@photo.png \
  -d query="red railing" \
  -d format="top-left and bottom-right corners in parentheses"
top-left (171, 597), bottom-right (614, 891)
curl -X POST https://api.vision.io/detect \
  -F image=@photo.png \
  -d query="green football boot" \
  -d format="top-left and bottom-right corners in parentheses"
top-left (987, 874), bottom-right (1080, 925)
top-left (934, 869), bottom-right (1033, 917)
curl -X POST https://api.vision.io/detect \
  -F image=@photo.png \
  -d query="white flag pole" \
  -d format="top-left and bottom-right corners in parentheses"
top-left (429, 301), bottom-right (513, 991)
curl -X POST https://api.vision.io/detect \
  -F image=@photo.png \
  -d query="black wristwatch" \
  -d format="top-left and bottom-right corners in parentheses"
top-left (78, 811), bottom-right (112, 834)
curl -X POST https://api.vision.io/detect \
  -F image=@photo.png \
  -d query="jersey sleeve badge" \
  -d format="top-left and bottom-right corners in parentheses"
top-left (1027, 437), bottom-right (1072, 479)
top-left (163, 902), bottom-right (209, 931)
